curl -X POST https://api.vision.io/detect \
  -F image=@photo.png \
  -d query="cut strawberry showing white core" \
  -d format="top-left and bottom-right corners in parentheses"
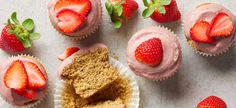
top-left (24, 61), bottom-right (47, 89)
top-left (4, 60), bottom-right (28, 92)
top-left (190, 21), bottom-right (215, 43)
top-left (54, 0), bottom-right (92, 16)
top-left (208, 12), bottom-right (234, 37)
top-left (56, 9), bottom-right (87, 33)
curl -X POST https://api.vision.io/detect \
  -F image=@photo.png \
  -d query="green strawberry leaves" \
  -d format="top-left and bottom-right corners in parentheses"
top-left (6, 12), bottom-right (40, 48)
top-left (142, 0), bottom-right (171, 18)
top-left (105, 0), bottom-right (125, 29)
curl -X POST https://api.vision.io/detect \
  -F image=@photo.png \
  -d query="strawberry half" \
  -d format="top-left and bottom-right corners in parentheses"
top-left (208, 12), bottom-right (234, 37)
top-left (24, 61), bottom-right (47, 89)
top-left (54, 0), bottom-right (92, 16)
top-left (190, 21), bottom-right (215, 43)
top-left (58, 47), bottom-right (80, 61)
top-left (135, 38), bottom-right (163, 66)
top-left (56, 9), bottom-right (87, 33)
top-left (15, 88), bottom-right (37, 99)
top-left (196, 96), bottom-right (227, 108)
top-left (4, 60), bottom-right (28, 92)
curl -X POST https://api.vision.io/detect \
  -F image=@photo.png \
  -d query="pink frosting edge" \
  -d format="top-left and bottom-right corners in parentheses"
top-left (126, 26), bottom-right (182, 80)
top-left (184, 3), bottom-right (236, 54)
top-left (0, 56), bottom-right (47, 106)
top-left (47, 0), bottom-right (102, 37)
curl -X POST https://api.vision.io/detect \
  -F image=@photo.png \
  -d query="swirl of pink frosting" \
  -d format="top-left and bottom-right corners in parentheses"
top-left (126, 26), bottom-right (182, 80)
top-left (0, 56), bottom-right (47, 106)
top-left (48, 0), bottom-right (102, 38)
top-left (184, 3), bottom-right (236, 55)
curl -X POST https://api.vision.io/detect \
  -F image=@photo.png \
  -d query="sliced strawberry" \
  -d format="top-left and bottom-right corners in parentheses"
top-left (56, 9), bottom-right (87, 33)
top-left (4, 60), bottom-right (28, 92)
top-left (190, 21), bottom-right (215, 43)
top-left (24, 61), bottom-right (47, 89)
top-left (15, 88), bottom-right (37, 99)
top-left (208, 12), bottom-right (234, 37)
top-left (197, 96), bottom-right (227, 108)
top-left (135, 38), bottom-right (163, 66)
top-left (58, 47), bottom-right (80, 61)
top-left (54, 0), bottom-right (91, 16)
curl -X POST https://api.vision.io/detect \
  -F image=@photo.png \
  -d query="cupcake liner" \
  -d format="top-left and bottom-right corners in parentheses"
top-left (51, 0), bottom-right (102, 41)
top-left (54, 57), bottom-right (140, 108)
top-left (0, 54), bottom-right (49, 108)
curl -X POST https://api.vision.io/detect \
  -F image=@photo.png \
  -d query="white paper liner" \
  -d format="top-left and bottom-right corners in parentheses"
top-left (0, 54), bottom-right (48, 108)
top-left (54, 57), bottom-right (140, 108)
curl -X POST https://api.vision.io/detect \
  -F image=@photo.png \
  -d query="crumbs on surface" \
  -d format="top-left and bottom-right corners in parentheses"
top-left (61, 75), bottom-right (132, 108)
top-left (61, 48), bottom-right (119, 99)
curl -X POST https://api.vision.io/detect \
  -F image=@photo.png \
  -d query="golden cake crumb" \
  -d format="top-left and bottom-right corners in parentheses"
top-left (61, 48), bottom-right (119, 98)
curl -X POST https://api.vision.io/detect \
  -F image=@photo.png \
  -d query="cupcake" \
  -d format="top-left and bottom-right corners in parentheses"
top-left (0, 55), bottom-right (48, 107)
top-left (48, 0), bottom-right (102, 40)
top-left (184, 3), bottom-right (236, 56)
top-left (56, 43), bottom-right (139, 108)
top-left (126, 26), bottom-right (182, 80)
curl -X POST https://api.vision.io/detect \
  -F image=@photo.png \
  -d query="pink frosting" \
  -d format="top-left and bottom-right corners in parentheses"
top-left (184, 3), bottom-right (236, 54)
top-left (126, 26), bottom-right (182, 80)
top-left (0, 56), bottom-right (47, 106)
top-left (57, 43), bottom-right (107, 79)
top-left (48, 0), bottom-right (102, 37)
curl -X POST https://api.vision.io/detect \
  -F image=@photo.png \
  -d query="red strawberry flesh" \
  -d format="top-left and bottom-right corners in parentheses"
top-left (4, 60), bottom-right (28, 92)
top-left (15, 88), bottom-right (37, 99)
top-left (208, 12), bottom-right (234, 37)
top-left (197, 96), bottom-right (227, 108)
top-left (56, 9), bottom-right (87, 33)
top-left (135, 38), bottom-right (163, 66)
top-left (58, 47), bottom-right (80, 61)
top-left (190, 21), bottom-right (215, 43)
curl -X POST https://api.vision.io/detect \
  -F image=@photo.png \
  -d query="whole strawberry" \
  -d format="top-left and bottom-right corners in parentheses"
top-left (105, 0), bottom-right (139, 28)
top-left (196, 96), bottom-right (227, 108)
top-left (0, 12), bottom-right (40, 53)
top-left (142, 0), bottom-right (181, 23)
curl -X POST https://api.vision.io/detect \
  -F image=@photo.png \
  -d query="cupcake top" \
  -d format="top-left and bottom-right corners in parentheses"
top-left (127, 26), bottom-right (182, 80)
top-left (184, 3), bottom-right (236, 54)
top-left (48, 0), bottom-right (102, 38)
top-left (0, 56), bottom-right (47, 106)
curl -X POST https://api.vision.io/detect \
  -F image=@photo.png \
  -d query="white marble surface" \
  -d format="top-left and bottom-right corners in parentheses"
top-left (0, 0), bottom-right (236, 108)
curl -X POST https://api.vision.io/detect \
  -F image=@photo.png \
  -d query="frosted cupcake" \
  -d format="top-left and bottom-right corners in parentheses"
top-left (48, 0), bottom-right (102, 40)
top-left (184, 3), bottom-right (236, 56)
top-left (0, 55), bottom-right (47, 107)
top-left (126, 26), bottom-right (182, 80)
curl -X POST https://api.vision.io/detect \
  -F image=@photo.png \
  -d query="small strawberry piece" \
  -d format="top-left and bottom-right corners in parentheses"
top-left (58, 47), bottom-right (80, 61)
top-left (190, 21), bottom-right (215, 43)
top-left (122, 0), bottom-right (139, 20)
top-left (54, 0), bottom-right (92, 16)
top-left (208, 12), bottom-right (234, 37)
top-left (15, 88), bottom-right (37, 99)
top-left (24, 62), bottom-right (47, 89)
top-left (196, 96), bottom-right (227, 108)
top-left (135, 38), bottom-right (163, 66)
top-left (4, 60), bottom-right (28, 92)
top-left (56, 9), bottom-right (87, 33)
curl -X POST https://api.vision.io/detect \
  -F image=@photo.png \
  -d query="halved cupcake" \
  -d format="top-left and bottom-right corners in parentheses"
top-left (184, 3), bottom-right (236, 56)
top-left (0, 55), bottom-right (47, 107)
top-left (126, 26), bottom-right (182, 80)
top-left (48, 0), bottom-right (102, 40)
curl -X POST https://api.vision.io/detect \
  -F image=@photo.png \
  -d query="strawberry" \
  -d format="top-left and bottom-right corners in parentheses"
top-left (58, 47), bottom-right (80, 61)
top-left (24, 61), bottom-right (47, 89)
top-left (190, 21), bottom-right (215, 43)
top-left (208, 12), bottom-right (234, 37)
top-left (142, 0), bottom-right (181, 23)
top-left (135, 38), bottom-right (163, 66)
top-left (56, 9), bottom-right (87, 33)
top-left (4, 60), bottom-right (28, 92)
top-left (105, 0), bottom-right (139, 28)
top-left (15, 88), bottom-right (37, 99)
top-left (54, 0), bottom-right (92, 16)
top-left (196, 96), bottom-right (227, 108)
top-left (0, 12), bottom-right (40, 53)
